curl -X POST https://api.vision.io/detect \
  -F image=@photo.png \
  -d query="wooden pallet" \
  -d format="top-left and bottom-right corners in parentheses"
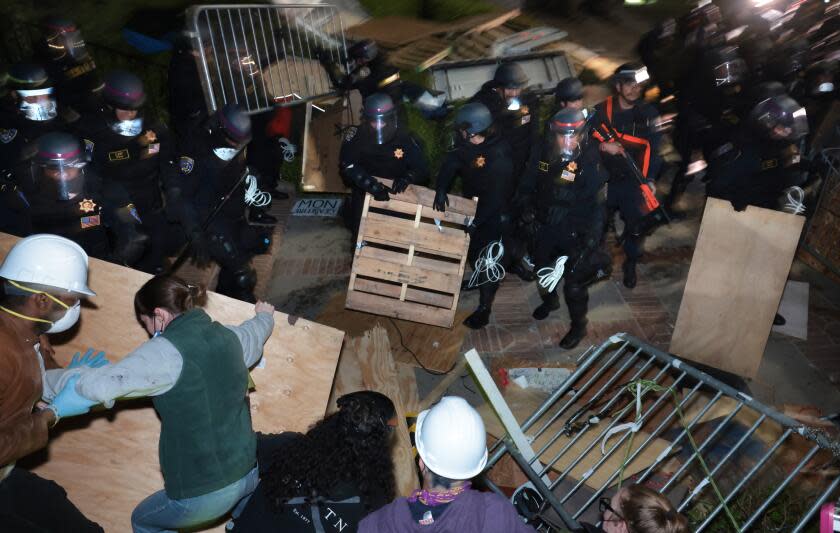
top-left (389, 36), bottom-right (452, 71)
top-left (345, 178), bottom-right (477, 328)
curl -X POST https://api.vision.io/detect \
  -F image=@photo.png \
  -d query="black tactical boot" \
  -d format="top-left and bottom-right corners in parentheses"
top-left (774, 313), bottom-right (786, 326)
top-left (622, 260), bottom-right (637, 289)
top-left (559, 320), bottom-right (588, 349)
top-left (464, 284), bottom-right (497, 329)
top-left (532, 291), bottom-right (561, 320)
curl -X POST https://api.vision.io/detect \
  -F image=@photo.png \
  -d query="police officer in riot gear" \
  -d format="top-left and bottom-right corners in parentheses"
top-left (35, 16), bottom-right (102, 114)
top-left (14, 132), bottom-right (147, 263)
top-left (518, 108), bottom-right (611, 349)
top-left (168, 32), bottom-right (207, 137)
top-left (75, 70), bottom-right (178, 272)
top-left (434, 102), bottom-right (516, 330)
top-left (166, 104), bottom-right (272, 303)
top-left (592, 63), bottom-right (662, 289)
top-left (339, 92), bottom-right (429, 239)
top-left (470, 63), bottom-right (540, 178)
top-left (337, 39), bottom-right (402, 101)
top-left (707, 94), bottom-right (809, 212)
top-left (0, 63), bottom-right (77, 236)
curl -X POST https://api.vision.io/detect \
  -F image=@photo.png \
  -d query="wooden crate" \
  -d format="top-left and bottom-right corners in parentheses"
top-left (345, 179), bottom-right (477, 328)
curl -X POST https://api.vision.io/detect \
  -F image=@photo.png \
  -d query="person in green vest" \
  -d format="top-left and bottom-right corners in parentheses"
top-left (50, 274), bottom-right (275, 532)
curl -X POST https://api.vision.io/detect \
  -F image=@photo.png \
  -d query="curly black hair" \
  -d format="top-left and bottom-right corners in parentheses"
top-left (262, 390), bottom-right (397, 513)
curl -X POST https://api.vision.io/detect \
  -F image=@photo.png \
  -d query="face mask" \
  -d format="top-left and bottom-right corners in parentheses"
top-left (111, 117), bottom-right (143, 136)
top-left (19, 98), bottom-right (58, 121)
top-left (507, 97), bottom-right (521, 111)
top-left (46, 301), bottom-right (81, 333)
top-left (817, 82), bottom-right (835, 94)
top-left (213, 147), bottom-right (241, 161)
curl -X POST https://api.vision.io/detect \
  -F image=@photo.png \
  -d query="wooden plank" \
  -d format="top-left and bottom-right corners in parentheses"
top-left (0, 233), bottom-right (344, 531)
top-left (327, 336), bottom-right (366, 414)
top-left (364, 212), bottom-right (467, 258)
top-left (396, 362), bottom-right (420, 413)
top-left (669, 198), bottom-right (805, 378)
top-left (370, 197), bottom-right (473, 227)
top-left (354, 277), bottom-right (454, 309)
top-left (359, 245), bottom-right (461, 277)
top-left (355, 326), bottom-right (420, 496)
top-left (352, 255), bottom-right (460, 294)
top-left (300, 96), bottom-right (352, 194)
top-left (347, 290), bottom-right (454, 328)
top-left (375, 178), bottom-right (477, 219)
top-left (345, 16), bottom-right (451, 48)
top-left (457, 9), bottom-right (522, 35)
top-left (476, 385), bottom-right (673, 490)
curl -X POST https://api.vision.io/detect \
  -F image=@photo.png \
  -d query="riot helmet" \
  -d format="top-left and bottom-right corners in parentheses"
top-left (706, 46), bottom-right (747, 88)
top-left (32, 132), bottom-right (87, 201)
top-left (40, 16), bottom-right (90, 63)
top-left (805, 64), bottom-right (836, 96)
top-left (494, 63), bottom-right (528, 110)
top-left (750, 94), bottom-right (809, 141)
top-left (348, 40), bottom-right (378, 64)
top-left (752, 81), bottom-right (786, 102)
top-left (454, 103), bottom-right (493, 141)
top-left (103, 70), bottom-right (146, 137)
top-left (7, 63), bottom-right (57, 122)
top-left (208, 103), bottom-right (252, 161)
top-left (548, 108), bottom-right (587, 162)
top-left (362, 93), bottom-right (398, 145)
top-left (554, 77), bottom-right (584, 109)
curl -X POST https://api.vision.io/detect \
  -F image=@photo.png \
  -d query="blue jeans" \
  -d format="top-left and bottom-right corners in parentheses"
top-left (131, 466), bottom-right (259, 533)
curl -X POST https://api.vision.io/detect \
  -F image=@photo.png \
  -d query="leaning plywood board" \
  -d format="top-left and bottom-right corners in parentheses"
top-left (301, 95), bottom-right (353, 193)
top-left (355, 326), bottom-right (420, 496)
top-left (0, 233), bottom-right (344, 532)
top-left (669, 199), bottom-right (805, 378)
top-left (346, 178), bottom-right (477, 328)
top-left (477, 385), bottom-right (673, 490)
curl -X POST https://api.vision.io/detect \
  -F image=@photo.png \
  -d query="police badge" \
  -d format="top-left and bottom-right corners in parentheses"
top-left (179, 156), bottom-right (195, 174)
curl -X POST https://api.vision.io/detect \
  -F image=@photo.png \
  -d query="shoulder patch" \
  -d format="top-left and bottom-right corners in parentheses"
top-left (0, 128), bottom-right (17, 144)
top-left (179, 156), bottom-right (195, 174)
top-left (83, 138), bottom-right (95, 156)
top-left (344, 126), bottom-right (358, 142)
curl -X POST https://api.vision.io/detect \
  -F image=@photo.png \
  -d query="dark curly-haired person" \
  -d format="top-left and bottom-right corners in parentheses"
top-left (229, 390), bottom-right (397, 532)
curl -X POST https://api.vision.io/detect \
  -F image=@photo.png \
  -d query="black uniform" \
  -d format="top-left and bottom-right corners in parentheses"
top-left (168, 41), bottom-right (207, 137)
top-left (165, 136), bottom-right (271, 302)
top-left (470, 82), bottom-right (540, 178)
top-left (707, 132), bottom-right (804, 211)
top-left (0, 111), bottom-right (77, 235)
top-left (519, 141), bottom-right (610, 335)
top-left (75, 113), bottom-right (180, 272)
top-left (38, 55), bottom-right (102, 115)
top-left (15, 170), bottom-right (144, 263)
top-left (339, 126), bottom-right (429, 236)
top-left (344, 57), bottom-right (402, 102)
top-left (435, 134), bottom-right (516, 324)
top-left (592, 96), bottom-right (662, 264)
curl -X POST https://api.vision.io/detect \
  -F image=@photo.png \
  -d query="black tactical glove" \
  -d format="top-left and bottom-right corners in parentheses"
top-left (112, 228), bottom-right (150, 266)
top-left (371, 182), bottom-right (390, 202)
top-left (391, 176), bottom-right (410, 194)
top-left (433, 189), bottom-right (449, 212)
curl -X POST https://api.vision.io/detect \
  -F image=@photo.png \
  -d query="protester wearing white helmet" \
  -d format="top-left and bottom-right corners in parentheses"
top-left (359, 396), bottom-right (535, 532)
top-left (0, 234), bottom-right (106, 532)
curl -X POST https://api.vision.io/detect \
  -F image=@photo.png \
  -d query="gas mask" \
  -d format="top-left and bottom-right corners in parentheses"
top-left (213, 147), bottom-right (242, 161)
top-left (111, 117), bottom-right (144, 137)
top-left (17, 89), bottom-right (58, 121)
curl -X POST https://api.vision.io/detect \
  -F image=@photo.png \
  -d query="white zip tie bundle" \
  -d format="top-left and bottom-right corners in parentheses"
top-left (278, 137), bottom-right (297, 162)
top-left (244, 174), bottom-right (272, 207)
top-left (537, 255), bottom-right (568, 293)
top-left (783, 186), bottom-right (805, 215)
top-left (468, 240), bottom-right (506, 288)
top-left (601, 382), bottom-right (643, 455)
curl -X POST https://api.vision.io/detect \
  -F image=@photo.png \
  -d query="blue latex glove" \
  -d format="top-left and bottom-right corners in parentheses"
top-left (67, 348), bottom-right (109, 369)
top-left (50, 374), bottom-right (97, 419)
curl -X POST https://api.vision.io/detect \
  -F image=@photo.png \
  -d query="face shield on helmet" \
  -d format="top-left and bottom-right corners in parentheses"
top-left (548, 109), bottom-right (587, 163)
top-left (33, 153), bottom-right (87, 201)
top-left (44, 26), bottom-right (90, 62)
top-left (751, 95), bottom-right (809, 141)
top-left (367, 109), bottom-right (397, 145)
top-left (17, 87), bottom-right (57, 121)
top-left (209, 104), bottom-right (252, 161)
top-left (713, 58), bottom-right (747, 87)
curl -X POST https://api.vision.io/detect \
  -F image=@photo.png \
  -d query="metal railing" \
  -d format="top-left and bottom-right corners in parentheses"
top-left (468, 334), bottom-right (840, 531)
top-left (188, 4), bottom-right (348, 114)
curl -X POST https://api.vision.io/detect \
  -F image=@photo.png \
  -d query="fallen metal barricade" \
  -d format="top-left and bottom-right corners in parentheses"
top-left (188, 4), bottom-right (348, 114)
top-left (467, 334), bottom-right (840, 532)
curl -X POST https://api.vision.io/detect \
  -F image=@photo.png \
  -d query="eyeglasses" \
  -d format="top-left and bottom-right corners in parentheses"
top-left (599, 497), bottom-right (625, 523)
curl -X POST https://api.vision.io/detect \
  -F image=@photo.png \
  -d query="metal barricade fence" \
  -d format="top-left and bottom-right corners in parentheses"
top-left (467, 334), bottom-right (840, 532)
top-left (188, 4), bottom-right (348, 114)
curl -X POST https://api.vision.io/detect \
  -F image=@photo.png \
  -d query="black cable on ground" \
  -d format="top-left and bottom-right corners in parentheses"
top-left (387, 317), bottom-right (457, 376)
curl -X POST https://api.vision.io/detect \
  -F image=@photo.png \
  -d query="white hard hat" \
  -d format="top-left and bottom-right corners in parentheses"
top-left (0, 234), bottom-right (95, 296)
top-left (415, 396), bottom-right (488, 480)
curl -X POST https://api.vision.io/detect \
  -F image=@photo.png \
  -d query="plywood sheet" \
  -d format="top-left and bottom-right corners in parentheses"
top-left (300, 96), bottom-right (353, 194)
top-left (477, 385), bottom-right (673, 490)
top-left (355, 326), bottom-right (420, 496)
top-left (669, 199), bottom-right (805, 378)
top-left (0, 233), bottom-right (344, 532)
